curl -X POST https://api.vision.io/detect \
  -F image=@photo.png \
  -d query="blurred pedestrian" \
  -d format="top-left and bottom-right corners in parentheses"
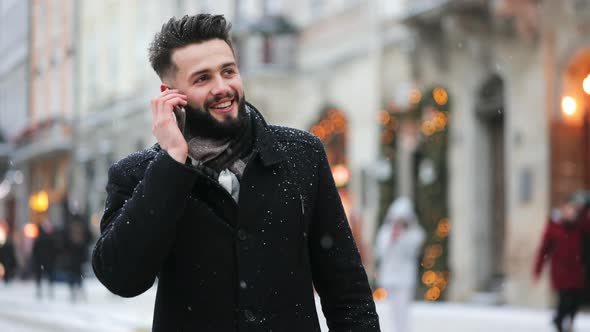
top-left (91, 14), bottom-right (380, 331)
top-left (575, 192), bottom-right (590, 295)
top-left (0, 238), bottom-right (17, 284)
top-left (32, 220), bottom-right (57, 299)
top-left (534, 194), bottom-right (589, 332)
top-left (63, 216), bottom-right (92, 302)
top-left (375, 197), bottom-right (425, 332)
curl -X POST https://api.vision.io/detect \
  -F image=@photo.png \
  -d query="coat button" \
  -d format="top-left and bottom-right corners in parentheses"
top-left (244, 309), bottom-right (256, 322)
top-left (237, 228), bottom-right (247, 241)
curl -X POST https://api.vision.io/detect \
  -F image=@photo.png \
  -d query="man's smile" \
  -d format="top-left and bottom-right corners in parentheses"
top-left (209, 98), bottom-right (235, 114)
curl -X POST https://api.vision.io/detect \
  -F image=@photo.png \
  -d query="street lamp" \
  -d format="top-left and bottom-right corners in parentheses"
top-left (0, 225), bottom-right (6, 246)
top-left (332, 164), bottom-right (351, 188)
top-left (29, 191), bottom-right (49, 213)
top-left (583, 74), bottom-right (590, 95)
top-left (23, 223), bottom-right (39, 239)
top-left (561, 96), bottom-right (577, 116)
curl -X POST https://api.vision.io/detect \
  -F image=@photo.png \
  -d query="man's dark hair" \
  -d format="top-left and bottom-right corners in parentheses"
top-left (148, 14), bottom-right (234, 80)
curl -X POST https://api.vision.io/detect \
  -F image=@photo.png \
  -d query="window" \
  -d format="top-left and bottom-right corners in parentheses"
top-left (264, 0), bottom-right (283, 16)
top-left (108, 14), bottom-right (119, 91)
top-left (310, 0), bottom-right (324, 18)
top-left (263, 36), bottom-right (273, 64)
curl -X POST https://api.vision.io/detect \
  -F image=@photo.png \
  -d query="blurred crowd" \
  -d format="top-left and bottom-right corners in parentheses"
top-left (0, 214), bottom-right (92, 303)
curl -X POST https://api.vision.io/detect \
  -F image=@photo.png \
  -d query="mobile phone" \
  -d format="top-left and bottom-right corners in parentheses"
top-left (164, 86), bottom-right (187, 136)
top-left (172, 105), bottom-right (186, 136)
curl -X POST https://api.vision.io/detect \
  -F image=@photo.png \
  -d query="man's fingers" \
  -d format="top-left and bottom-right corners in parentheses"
top-left (154, 93), bottom-right (187, 121)
top-left (156, 93), bottom-right (187, 111)
top-left (154, 97), bottom-right (188, 127)
top-left (160, 93), bottom-right (187, 105)
top-left (161, 97), bottom-right (188, 115)
top-left (158, 89), bottom-right (188, 103)
top-left (164, 97), bottom-right (188, 109)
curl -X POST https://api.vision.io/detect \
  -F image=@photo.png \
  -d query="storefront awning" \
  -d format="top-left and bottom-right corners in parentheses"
top-left (11, 136), bottom-right (72, 164)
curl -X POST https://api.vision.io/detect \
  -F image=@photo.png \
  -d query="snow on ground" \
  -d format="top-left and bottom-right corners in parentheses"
top-left (0, 279), bottom-right (154, 332)
top-left (1, 279), bottom-right (589, 331)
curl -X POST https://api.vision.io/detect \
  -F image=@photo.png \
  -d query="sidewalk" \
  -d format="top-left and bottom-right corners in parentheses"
top-left (1, 279), bottom-right (590, 331)
top-left (0, 279), bottom-right (154, 332)
top-left (396, 302), bottom-right (590, 332)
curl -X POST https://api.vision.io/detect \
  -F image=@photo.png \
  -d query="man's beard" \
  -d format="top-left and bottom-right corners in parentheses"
top-left (183, 93), bottom-right (248, 140)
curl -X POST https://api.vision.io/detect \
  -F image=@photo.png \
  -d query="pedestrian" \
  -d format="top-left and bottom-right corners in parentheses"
top-left (375, 197), bottom-right (425, 332)
top-left (576, 192), bottom-right (590, 307)
top-left (32, 220), bottom-right (57, 299)
top-left (533, 194), bottom-right (589, 332)
top-left (63, 216), bottom-right (92, 303)
top-left (92, 14), bottom-right (380, 331)
top-left (0, 238), bottom-right (17, 284)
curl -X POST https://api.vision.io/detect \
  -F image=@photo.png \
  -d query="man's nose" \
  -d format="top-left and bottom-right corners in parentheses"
top-left (211, 76), bottom-right (231, 95)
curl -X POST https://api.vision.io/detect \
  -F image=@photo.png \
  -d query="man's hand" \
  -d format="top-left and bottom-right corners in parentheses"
top-left (151, 89), bottom-right (189, 163)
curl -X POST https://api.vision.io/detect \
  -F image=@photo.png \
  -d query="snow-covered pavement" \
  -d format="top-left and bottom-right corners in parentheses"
top-left (0, 279), bottom-right (589, 331)
top-left (0, 279), bottom-right (154, 332)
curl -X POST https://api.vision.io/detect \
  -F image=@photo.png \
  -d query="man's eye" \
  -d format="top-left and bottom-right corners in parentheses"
top-left (195, 75), bottom-right (209, 83)
top-left (223, 69), bottom-right (236, 75)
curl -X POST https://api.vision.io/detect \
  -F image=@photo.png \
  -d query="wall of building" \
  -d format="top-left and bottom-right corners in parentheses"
top-left (0, 0), bottom-right (29, 141)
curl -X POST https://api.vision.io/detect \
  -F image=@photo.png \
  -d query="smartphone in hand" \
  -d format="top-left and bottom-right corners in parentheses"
top-left (162, 86), bottom-right (187, 137)
top-left (173, 105), bottom-right (186, 137)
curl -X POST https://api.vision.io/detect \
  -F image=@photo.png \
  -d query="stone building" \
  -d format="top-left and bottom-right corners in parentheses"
top-left (384, 0), bottom-right (590, 306)
top-left (0, 0), bottom-right (29, 266)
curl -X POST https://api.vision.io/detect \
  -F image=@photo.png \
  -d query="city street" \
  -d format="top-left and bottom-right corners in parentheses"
top-left (0, 279), bottom-right (154, 332)
top-left (2, 2), bottom-right (590, 331)
top-left (1, 279), bottom-right (589, 331)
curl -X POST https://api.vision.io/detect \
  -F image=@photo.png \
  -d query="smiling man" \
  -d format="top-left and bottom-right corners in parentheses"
top-left (92, 14), bottom-right (380, 332)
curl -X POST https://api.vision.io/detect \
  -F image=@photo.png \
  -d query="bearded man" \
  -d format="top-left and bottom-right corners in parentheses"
top-left (92, 14), bottom-right (380, 332)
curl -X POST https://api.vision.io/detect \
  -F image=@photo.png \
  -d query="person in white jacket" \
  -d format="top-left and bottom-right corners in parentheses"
top-left (375, 197), bottom-right (425, 332)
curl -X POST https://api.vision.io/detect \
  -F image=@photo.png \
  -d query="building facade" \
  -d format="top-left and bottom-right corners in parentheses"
top-left (0, 0), bottom-right (29, 264)
top-left (18, 0), bottom-right (77, 268)
top-left (381, 0), bottom-right (590, 306)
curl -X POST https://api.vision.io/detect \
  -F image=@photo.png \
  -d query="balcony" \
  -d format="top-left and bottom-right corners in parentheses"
top-left (233, 15), bottom-right (298, 75)
top-left (12, 116), bottom-right (74, 164)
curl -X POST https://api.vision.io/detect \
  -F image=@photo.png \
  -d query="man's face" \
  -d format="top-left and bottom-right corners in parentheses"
top-left (168, 39), bottom-right (244, 125)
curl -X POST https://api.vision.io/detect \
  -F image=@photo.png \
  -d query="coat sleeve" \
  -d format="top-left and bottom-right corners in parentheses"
top-left (308, 141), bottom-right (381, 331)
top-left (533, 222), bottom-right (553, 279)
top-left (92, 151), bottom-right (197, 297)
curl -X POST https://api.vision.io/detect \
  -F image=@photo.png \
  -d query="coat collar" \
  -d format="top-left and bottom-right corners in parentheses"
top-left (246, 102), bottom-right (288, 167)
top-left (152, 102), bottom-right (288, 168)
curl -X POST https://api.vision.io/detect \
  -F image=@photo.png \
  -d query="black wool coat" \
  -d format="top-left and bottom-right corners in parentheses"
top-left (92, 106), bottom-right (381, 331)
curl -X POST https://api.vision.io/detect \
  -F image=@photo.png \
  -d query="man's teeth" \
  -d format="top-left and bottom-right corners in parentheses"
top-left (213, 101), bottom-right (232, 109)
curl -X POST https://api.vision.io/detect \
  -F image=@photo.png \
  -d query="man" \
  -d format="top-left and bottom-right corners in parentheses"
top-left (92, 14), bottom-right (380, 331)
